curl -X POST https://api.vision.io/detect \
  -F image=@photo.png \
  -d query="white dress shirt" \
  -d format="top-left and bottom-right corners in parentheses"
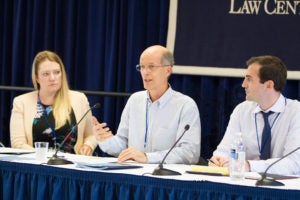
top-left (213, 94), bottom-right (300, 175)
top-left (98, 86), bottom-right (201, 164)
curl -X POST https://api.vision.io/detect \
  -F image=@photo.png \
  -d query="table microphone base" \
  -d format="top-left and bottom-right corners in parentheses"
top-left (47, 157), bottom-right (73, 165)
top-left (255, 178), bottom-right (284, 186)
top-left (152, 166), bottom-right (181, 176)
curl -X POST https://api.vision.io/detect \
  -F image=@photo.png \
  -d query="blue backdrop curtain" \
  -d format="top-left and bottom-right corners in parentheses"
top-left (1, 0), bottom-right (300, 160)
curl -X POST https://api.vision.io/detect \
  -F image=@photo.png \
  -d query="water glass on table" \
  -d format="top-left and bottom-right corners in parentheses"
top-left (34, 142), bottom-right (49, 162)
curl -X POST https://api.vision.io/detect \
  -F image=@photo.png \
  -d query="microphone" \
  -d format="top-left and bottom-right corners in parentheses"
top-left (47, 103), bottom-right (101, 165)
top-left (256, 146), bottom-right (300, 186)
top-left (152, 124), bottom-right (190, 176)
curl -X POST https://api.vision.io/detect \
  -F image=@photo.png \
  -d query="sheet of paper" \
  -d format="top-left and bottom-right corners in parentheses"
top-left (0, 147), bottom-right (35, 155)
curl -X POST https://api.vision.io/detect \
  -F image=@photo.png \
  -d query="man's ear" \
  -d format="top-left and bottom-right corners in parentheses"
top-left (265, 80), bottom-right (274, 89)
top-left (166, 66), bottom-right (172, 76)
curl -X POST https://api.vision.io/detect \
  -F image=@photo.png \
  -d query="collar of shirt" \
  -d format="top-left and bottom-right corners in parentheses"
top-left (253, 94), bottom-right (286, 114)
top-left (146, 85), bottom-right (173, 109)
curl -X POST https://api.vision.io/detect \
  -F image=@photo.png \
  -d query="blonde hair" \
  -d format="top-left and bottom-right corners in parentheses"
top-left (32, 50), bottom-right (72, 129)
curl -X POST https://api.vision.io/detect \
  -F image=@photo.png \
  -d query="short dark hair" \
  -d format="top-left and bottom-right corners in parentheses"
top-left (246, 55), bottom-right (287, 92)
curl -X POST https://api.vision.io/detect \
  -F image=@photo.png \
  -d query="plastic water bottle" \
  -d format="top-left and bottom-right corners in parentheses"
top-left (230, 132), bottom-right (245, 181)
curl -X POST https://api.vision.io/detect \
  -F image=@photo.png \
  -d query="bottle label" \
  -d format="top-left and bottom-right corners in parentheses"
top-left (230, 149), bottom-right (237, 159)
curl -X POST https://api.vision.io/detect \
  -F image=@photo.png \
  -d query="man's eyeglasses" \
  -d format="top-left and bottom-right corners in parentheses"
top-left (136, 64), bottom-right (170, 72)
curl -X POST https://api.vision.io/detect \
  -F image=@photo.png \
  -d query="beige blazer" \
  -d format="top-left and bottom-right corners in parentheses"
top-left (10, 90), bottom-right (97, 154)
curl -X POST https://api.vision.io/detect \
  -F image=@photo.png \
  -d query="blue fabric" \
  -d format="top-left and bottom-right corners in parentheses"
top-left (1, 161), bottom-right (300, 200)
top-left (0, 0), bottom-right (169, 149)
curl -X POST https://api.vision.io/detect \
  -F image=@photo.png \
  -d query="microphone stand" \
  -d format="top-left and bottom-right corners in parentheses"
top-left (152, 163), bottom-right (181, 176)
top-left (47, 128), bottom-right (76, 165)
top-left (256, 146), bottom-right (300, 186)
top-left (152, 125), bottom-right (190, 176)
top-left (47, 103), bottom-right (101, 165)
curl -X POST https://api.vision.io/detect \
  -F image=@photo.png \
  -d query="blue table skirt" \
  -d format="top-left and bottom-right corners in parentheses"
top-left (0, 160), bottom-right (299, 200)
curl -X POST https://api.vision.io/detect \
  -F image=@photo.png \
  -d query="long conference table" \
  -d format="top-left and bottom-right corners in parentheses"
top-left (0, 149), bottom-right (300, 200)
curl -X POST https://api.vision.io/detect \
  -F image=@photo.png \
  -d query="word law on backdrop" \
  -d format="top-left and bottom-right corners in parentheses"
top-left (229, 0), bottom-right (300, 15)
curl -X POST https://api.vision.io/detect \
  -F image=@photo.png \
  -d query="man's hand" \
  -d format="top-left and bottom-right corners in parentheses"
top-left (91, 116), bottom-right (113, 142)
top-left (209, 156), bottom-right (229, 167)
top-left (118, 147), bottom-right (147, 163)
top-left (210, 156), bottom-right (251, 172)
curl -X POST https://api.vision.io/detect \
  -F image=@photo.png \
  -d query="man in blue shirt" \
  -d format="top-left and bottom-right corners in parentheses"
top-left (92, 45), bottom-right (201, 164)
top-left (210, 55), bottom-right (300, 175)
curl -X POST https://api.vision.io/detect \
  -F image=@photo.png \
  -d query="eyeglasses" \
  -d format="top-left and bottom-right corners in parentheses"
top-left (136, 64), bottom-right (170, 72)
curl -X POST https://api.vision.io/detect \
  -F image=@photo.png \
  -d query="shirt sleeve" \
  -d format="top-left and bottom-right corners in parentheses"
top-left (213, 104), bottom-right (242, 158)
top-left (98, 99), bottom-right (130, 156)
top-left (10, 96), bottom-right (33, 149)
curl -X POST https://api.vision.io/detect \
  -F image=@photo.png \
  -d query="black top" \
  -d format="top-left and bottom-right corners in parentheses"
top-left (32, 101), bottom-right (77, 154)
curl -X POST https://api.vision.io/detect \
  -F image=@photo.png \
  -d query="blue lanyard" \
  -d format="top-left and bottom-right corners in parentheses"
top-left (254, 98), bottom-right (286, 154)
top-left (42, 109), bottom-right (57, 145)
top-left (144, 98), bottom-right (149, 149)
top-left (38, 98), bottom-right (57, 148)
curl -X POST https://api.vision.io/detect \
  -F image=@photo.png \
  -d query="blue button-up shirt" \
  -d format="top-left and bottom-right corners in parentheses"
top-left (214, 94), bottom-right (300, 175)
top-left (98, 86), bottom-right (201, 164)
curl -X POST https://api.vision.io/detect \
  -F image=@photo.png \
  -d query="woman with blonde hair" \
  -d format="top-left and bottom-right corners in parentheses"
top-left (10, 50), bottom-right (97, 155)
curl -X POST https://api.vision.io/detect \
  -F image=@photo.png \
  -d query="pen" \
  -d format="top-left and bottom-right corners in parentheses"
top-left (207, 159), bottom-right (217, 166)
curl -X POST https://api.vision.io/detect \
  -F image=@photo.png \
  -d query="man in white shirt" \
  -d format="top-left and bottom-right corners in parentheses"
top-left (92, 45), bottom-right (201, 164)
top-left (210, 55), bottom-right (300, 175)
